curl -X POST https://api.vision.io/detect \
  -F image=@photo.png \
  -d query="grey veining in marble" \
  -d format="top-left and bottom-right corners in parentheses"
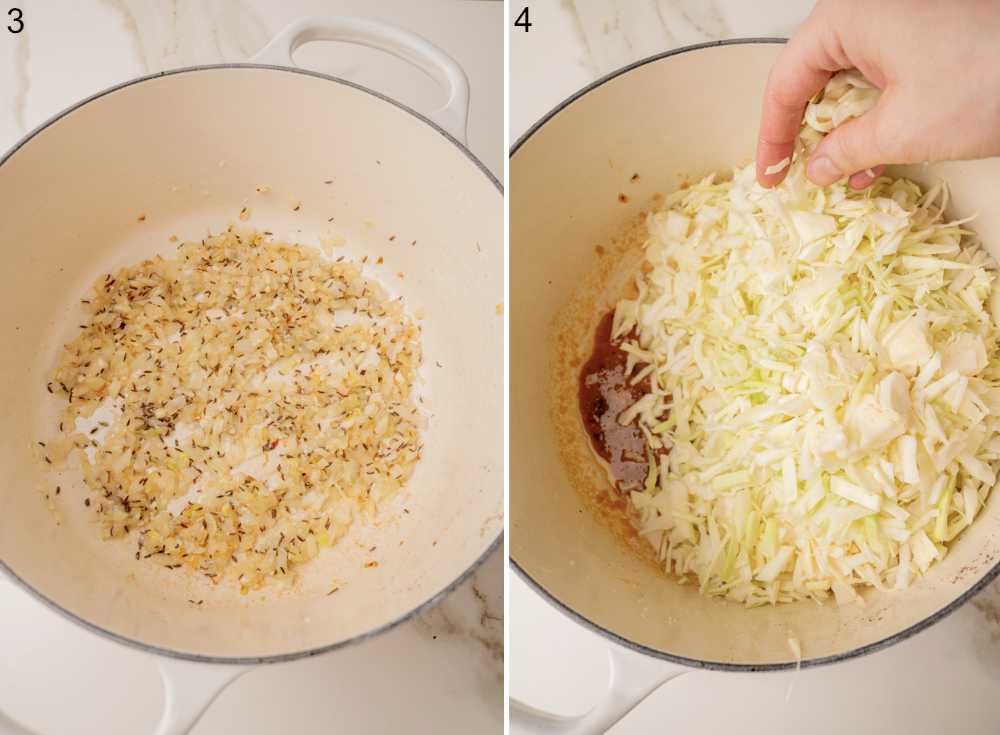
top-left (567, 0), bottom-right (810, 77)
top-left (101, 0), bottom-right (270, 70)
top-left (12, 33), bottom-right (30, 133)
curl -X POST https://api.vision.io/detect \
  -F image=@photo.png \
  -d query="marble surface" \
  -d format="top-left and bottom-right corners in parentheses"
top-left (0, 0), bottom-right (503, 177)
top-left (0, 1), bottom-right (502, 733)
top-left (510, 0), bottom-right (809, 141)
top-left (509, 1), bottom-right (1000, 733)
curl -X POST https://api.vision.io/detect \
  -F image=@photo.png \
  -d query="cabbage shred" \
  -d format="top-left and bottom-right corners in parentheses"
top-left (615, 72), bottom-right (1000, 606)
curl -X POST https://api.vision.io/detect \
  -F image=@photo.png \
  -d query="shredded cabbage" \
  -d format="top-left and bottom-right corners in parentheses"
top-left (615, 71), bottom-right (1000, 606)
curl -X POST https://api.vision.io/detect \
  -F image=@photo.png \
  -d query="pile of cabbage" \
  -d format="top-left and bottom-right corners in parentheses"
top-left (614, 72), bottom-right (1000, 606)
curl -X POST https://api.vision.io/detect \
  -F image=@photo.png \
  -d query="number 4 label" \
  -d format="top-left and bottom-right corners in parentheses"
top-left (515, 6), bottom-right (532, 32)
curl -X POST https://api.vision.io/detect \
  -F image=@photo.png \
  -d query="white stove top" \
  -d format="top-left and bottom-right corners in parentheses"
top-left (0, 1), bottom-right (502, 733)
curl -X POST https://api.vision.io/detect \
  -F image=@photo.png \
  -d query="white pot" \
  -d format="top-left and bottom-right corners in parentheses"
top-left (510, 39), bottom-right (1000, 733)
top-left (0, 16), bottom-right (502, 735)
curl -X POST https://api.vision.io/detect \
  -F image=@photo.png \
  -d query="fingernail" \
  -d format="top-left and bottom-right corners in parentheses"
top-left (807, 156), bottom-right (842, 186)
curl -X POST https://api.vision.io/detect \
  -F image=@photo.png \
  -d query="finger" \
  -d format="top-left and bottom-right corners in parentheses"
top-left (806, 104), bottom-right (890, 186)
top-left (848, 164), bottom-right (885, 190)
top-left (756, 20), bottom-right (846, 187)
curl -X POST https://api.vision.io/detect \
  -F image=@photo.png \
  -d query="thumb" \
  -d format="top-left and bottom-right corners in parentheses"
top-left (806, 102), bottom-right (899, 186)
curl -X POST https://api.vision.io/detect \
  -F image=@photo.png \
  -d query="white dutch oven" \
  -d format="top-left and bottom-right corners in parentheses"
top-left (0, 16), bottom-right (502, 735)
top-left (510, 40), bottom-right (1000, 733)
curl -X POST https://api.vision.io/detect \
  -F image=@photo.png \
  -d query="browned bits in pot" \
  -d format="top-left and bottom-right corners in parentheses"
top-left (579, 311), bottom-right (667, 491)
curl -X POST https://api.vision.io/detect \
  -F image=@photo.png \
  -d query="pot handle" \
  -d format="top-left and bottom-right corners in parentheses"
top-left (251, 16), bottom-right (470, 145)
top-left (152, 657), bottom-right (250, 735)
top-left (0, 658), bottom-right (248, 735)
top-left (509, 644), bottom-right (687, 734)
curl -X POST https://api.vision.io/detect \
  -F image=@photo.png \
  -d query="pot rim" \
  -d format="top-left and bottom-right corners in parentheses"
top-left (0, 62), bottom-right (503, 665)
top-left (508, 36), bottom-right (1000, 672)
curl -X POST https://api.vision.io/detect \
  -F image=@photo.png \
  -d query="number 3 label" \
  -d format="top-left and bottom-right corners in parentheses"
top-left (8, 7), bottom-right (24, 33)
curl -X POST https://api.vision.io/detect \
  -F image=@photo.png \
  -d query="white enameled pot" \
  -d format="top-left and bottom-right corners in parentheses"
top-left (0, 16), bottom-right (502, 735)
top-left (510, 39), bottom-right (1000, 733)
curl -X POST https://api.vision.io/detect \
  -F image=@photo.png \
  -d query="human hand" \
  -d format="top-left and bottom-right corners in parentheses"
top-left (756, 0), bottom-right (1000, 189)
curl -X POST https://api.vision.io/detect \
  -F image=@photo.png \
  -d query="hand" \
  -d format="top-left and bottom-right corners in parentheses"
top-left (756, 0), bottom-right (1000, 189)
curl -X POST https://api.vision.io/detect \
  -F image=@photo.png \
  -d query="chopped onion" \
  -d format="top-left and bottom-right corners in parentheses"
top-left (48, 229), bottom-right (424, 591)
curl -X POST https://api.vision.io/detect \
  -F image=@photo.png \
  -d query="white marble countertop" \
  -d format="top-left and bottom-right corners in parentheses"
top-left (510, 2), bottom-right (1000, 733)
top-left (0, 1), bottom-right (502, 733)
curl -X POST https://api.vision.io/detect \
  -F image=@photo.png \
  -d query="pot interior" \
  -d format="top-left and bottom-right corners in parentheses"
top-left (0, 67), bottom-right (502, 659)
top-left (510, 41), bottom-right (1000, 667)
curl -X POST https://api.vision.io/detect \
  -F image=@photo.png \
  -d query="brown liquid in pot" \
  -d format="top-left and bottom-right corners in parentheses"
top-left (578, 310), bottom-right (664, 491)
